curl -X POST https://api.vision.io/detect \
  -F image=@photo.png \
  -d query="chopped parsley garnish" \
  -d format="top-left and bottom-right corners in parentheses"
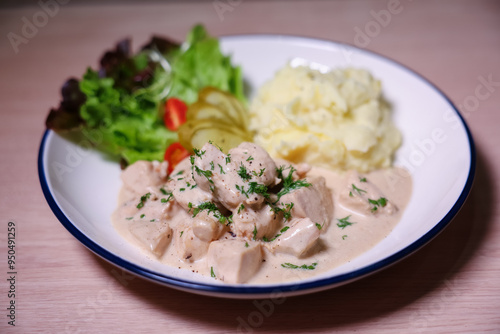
top-left (179, 188), bottom-right (185, 192)
top-left (160, 187), bottom-right (168, 195)
top-left (194, 165), bottom-right (213, 179)
top-left (249, 182), bottom-right (269, 197)
top-left (161, 192), bottom-right (173, 203)
top-left (236, 182), bottom-right (269, 199)
top-left (245, 242), bottom-right (249, 248)
top-left (209, 140), bottom-right (223, 151)
top-left (218, 164), bottom-right (225, 174)
top-left (177, 177), bottom-right (184, 181)
top-left (279, 226), bottom-right (290, 234)
top-left (368, 197), bottom-right (388, 212)
top-left (252, 225), bottom-right (258, 240)
top-left (342, 235), bottom-right (348, 240)
top-left (193, 148), bottom-right (206, 158)
top-left (246, 156), bottom-right (254, 161)
top-left (360, 177), bottom-right (367, 182)
top-left (238, 204), bottom-right (245, 214)
top-left (351, 184), bottom-right (366, 195)
top-left (190, 184), bottom-right (198, 189)
top-left (150, 219), bottom-right (155, 222)
top-left (270, 202), bottom-right (294, 221)
top-left (210, 161), bottom-right (215, 171)
top-left (175, 170), bottom-right (184, 176)
top-left (315, 223), bottom-right (324, 230)
top-left (188, 202), bottom-right (227, 224)
top-left (235, 184), bottom-right (244, 195)
top-left (180, 231), bottom-right (184, 237)
top-left (265, 226), bottom-right (290, 242)
top-left (210, 266), bottom-right (216, 278)
top-left (237, 164), bottom-right (252, 181)
top-left (337, 215), bottom-right (355, 229)
top-left (140, 214), bottom-right (145, 219)
top-left (275, 165), bottom-right (311, 202)
top-left (252, 168), bottom-right (266, 177)
top-left (190, 156), bottom-right (195, 165)
top-left (281, 262), bottom-right (318, 270)
top-left (125, 217), bottom-right (133, 220)
top-left (136, 192), bottom-right (151, 209)
top-left (225, 154), bottom-right (231, 164)
top-left (193, 166), bottom-right (214, 190)
top-left (282, 203), bottom-right (294, 220)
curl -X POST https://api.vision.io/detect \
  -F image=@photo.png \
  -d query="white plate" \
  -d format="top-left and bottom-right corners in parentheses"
top-left (38, 35), bottom-right (475, 299)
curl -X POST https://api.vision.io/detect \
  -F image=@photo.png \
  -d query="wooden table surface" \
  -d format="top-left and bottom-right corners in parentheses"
top-left (1, 0), bottom-right (499, 333)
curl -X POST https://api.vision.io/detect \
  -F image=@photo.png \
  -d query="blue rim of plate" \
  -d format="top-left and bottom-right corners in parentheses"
top-left (38, 34), bottom-right (476, 298)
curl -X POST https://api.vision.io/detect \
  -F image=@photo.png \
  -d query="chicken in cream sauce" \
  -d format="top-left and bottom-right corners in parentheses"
top-left (112, 142), bottom-right (412, 284)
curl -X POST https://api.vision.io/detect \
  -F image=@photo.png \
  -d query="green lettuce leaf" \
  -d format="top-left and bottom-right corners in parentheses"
top-left (167, 24), bottom-right (246, 104)
top-left (79, 68), bottom-right (177, 164)
top-left (47, 25), bottom-right (245, 166)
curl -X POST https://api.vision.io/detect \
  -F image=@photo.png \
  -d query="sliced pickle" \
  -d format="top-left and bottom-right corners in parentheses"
top-left (179, 118), bottom-right (252, 153)
top-left (179, 87), bottom-right (253, 153)
top-left (191, 128), bottom-right (251, 153)
top-left (198, 87), bottom-right (249, 129)
top-left (186, 102), bottom-right (238, 124)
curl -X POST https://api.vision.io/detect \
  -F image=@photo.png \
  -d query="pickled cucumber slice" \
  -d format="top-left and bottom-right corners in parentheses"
top-left (179, 87), bottom-right (253, 153)
top-left (179, 118), bottom-right (252, 153)
top-left (198, 87), bottom-right (249, 129)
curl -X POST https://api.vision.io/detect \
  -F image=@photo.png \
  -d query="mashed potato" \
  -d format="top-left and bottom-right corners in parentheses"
top-left (249, 64), bottom-right (401, 172)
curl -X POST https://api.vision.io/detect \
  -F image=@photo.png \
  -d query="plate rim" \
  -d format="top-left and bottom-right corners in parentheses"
top-left (38, 34), bottom-right (476, 298)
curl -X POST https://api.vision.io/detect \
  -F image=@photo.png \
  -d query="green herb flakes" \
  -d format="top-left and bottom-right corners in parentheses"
top-left (337, 215), bottom-right (355, 229)
top-left (351, 184), bottom-right (366, 195)
top-left (136, 192), bottom-right (151, 209)
top-left (281, 262), bottom-right (318, 270)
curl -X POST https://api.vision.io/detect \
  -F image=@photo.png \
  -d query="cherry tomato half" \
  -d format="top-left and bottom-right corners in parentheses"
top-left (164, 142), bottom-right (190, 175)
top-left (164, 98), bottom-right (187, 131)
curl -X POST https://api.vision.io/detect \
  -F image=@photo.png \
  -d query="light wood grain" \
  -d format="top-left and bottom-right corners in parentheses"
top-left (1, 0), bottom-right (499, 333)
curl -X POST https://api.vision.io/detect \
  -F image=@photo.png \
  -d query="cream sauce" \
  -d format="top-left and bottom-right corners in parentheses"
top-left (112, 164), bottom-right (412, 284)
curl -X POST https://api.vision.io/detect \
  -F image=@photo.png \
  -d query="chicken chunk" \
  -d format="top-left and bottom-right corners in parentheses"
top-left (121, 160), bottom-right (168, 200)
top-left (192, 143), bottom-right (246, 210)
top-left (229, 142), bottom-right (279, 187)
top-left (274, 159), bottom-right (311, 179)
top-left (271, 217), bottom-right (320, 257)
top-left (128, 220), bottom-right (172, 257)
top-left (192, 211), bottom-right (227, 242)
top-left (174, 226), bottom-right (210, 262)
top-left (338, 170), bottom-right (397, 216)
top-left (118, 188), bottom-right (175, 222)
top-left (279, 176), bottom-right (333, 229)
top-left (231, 204), bottom-right (281, 239)
top-left (207, 239), bottom-right (262, 283)
top-left (167, 157), bottom-right (214, 212)
top-left (193, 142), bottom-right (272, 210)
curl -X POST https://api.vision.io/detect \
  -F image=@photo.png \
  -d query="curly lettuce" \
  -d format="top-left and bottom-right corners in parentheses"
top-left (46, 25), bottom-right (245, 165)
